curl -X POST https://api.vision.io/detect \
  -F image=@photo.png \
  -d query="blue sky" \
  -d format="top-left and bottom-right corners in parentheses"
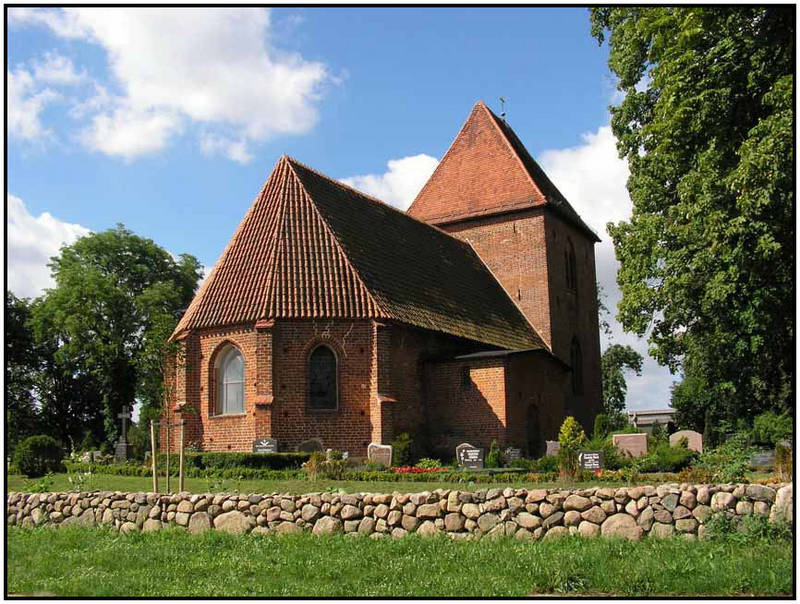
top-left (7, 7), bottom-right (676, 411)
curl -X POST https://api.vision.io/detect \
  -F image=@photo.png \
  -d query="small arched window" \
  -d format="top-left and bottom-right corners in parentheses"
top-left (216, 345), bottom-right (245, 415)
top-left (566, 239), bottom-right (577, 291)
top-left (309, 345), bottom-right (337, 410)
top-left (570, 337), bottom-right (583, 395)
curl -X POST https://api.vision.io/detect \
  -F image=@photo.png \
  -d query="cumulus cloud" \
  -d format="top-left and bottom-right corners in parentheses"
top-left (9, 7), bottom-right (330, 160)
top-left (8, 68), bottom-right (60, 140)
top-left (31, 52), bottom-right (87, 85)
top-left (7, 194), bottom-right (91, 298)
top-left (340, 154), bottom-right (439, 210)
top-left (539, 126), bottom-right (676, 411)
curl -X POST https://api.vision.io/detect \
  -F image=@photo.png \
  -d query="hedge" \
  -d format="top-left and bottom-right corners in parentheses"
top-left (63, 461), bottom-right (305, 481)
top-left (157, 451), bottom-right (312, 471)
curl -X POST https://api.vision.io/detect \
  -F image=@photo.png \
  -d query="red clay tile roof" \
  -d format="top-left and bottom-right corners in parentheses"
top-left (407, 101), bottom-right (599, 242)
top-left (173, 156), bottom-right (544, 351)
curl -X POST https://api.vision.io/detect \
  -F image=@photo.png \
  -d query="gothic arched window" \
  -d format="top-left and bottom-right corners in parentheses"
top-left (216, 345), bottom-right (245, 415)
top-left (570, 337), bottom-right (583, 395)
top-left (309, 345), bottom-right (337, 410)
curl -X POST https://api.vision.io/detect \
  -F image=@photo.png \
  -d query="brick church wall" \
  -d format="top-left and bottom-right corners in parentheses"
top-left (423, 357), bottom-right (508, 457)
top-left (503, 352), bottom-right (569, 456)
top-left (163, 319), bottom-right (377, 456)
top-left (441, 208), bottom-right (603, 436)
top-left (376, 323), bottom-right (484, 450)
top-left (542, 212), bottom-right (603, 433)
top-left (443, 208), bottom-right (553, 347)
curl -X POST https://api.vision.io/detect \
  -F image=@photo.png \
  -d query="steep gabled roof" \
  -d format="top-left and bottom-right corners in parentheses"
top-left (173, 156), bottom-right (544, 351)
top-left (407, 101), bottom-right (599, 241)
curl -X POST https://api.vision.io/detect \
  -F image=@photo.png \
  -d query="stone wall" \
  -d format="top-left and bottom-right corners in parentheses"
top-left (7, 483), bottom-right (792, 541)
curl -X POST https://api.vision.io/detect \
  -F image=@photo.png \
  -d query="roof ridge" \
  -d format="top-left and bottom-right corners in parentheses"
top-left (284, 155), bottom-right (477, 252)
top-left (283, 158), bottom-right (392, 319)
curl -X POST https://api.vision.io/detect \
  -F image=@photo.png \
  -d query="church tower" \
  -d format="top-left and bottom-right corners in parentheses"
top-left (408, 101), bottom-right (603, 429)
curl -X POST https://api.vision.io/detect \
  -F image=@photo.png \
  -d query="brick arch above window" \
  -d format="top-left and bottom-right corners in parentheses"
top-left (208, 339), bottom-right (248, 416)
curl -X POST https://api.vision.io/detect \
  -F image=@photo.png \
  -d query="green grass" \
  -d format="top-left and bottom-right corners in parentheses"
top-left (7, 526), bottom-right (793, 596)
top-left (6, 472), bottom-right (656, 494)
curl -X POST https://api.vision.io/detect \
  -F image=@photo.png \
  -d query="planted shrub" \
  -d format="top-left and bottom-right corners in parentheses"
top-left (157, 451), bottom-right (311, 471)
top-left (415, 458), bottom-right (443, 469)
top-left (14, 435), bottom-right (64, 478)
top-left (389, 432), bottom-right (413, 467)
top-left (638, 440), bottom-right (697, 473)
top-left (485, 440), bottom-right (505, 468)
top-left (557, 416), bottom-right (586, 479)
top-left (751, 411), bottom-right (793, 446)
top-left (697, 433), bottom-right (754, 482)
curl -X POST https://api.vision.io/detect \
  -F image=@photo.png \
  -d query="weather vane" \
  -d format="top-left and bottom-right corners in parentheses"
top-left (499, 97), bottom-right (507, 121)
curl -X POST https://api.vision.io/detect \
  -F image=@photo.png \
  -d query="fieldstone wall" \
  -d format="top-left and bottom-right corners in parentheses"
top-left (7, 483), bottom-right (792, 541)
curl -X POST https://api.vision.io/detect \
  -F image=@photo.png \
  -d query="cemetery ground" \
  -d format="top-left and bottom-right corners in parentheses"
top-left (7, 524), bottom-right (793, 597)
top-left (9, 470), bottom-right (775, 495)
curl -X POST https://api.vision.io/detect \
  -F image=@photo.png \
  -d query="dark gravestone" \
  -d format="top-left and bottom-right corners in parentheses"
top-left (456, 443), bottom-right (485, 469)
top-left (298, 438), bottom-right (324, 453)
top-left (504, 447), bottom-right (522, 462)
top-left (253, 437), bottom-right (278, 453)
top-left (367, 443), bottom-right (393, 467)
top-left (578, 450), bottom-right (604, 471)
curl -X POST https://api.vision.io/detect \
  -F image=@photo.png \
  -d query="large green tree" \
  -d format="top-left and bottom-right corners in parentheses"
top-left (591, 7), bottom-right (794, 424)
top-left (6, 293), bottom-right (41, 451)
top-left (31, 225), bottom-right (202, 446)
top-left (601, 344), bottom-right (644, 415)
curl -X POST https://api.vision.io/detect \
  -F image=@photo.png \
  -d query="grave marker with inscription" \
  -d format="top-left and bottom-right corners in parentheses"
top-left (252, 437), bottom-right (278, 453)
top-left (578, 450), bottom-right (604, 470)
top-left (504, 447), bottom-right (522, 462)
top-left (455, 443), bottom-right (485, 469)
top-left (545, 441), bottom-right (561, 457)
top-left (367, 443), bottom-right (393, 467)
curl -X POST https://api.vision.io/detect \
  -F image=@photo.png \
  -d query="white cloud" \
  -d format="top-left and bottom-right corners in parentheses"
top-left (32, 52), bottom-right (87, 85)
top-left (81, 104), bottom-right (182, 160)
top-left (340, 154), bottom-right (439, 210)
top-left (539, 125), bottom-right (676, 411)
top-left (8, 68), bottom-right (60, 140)
top-left (7, 194), bottom-right (91, 298)
top-left (200, 134), bottom-right (253, 165)
top-left (10, 7), bottom-right (330, 160)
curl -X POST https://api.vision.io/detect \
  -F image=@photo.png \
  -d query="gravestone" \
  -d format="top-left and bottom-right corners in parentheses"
top-left (367, 443), bottom-right (393, 467)
top-left (749, 450), bottom-right (776, 469)
top-left (545, 441), bottom-right (561, 457)
top-left (114, 405), bottom-right (132, 462)
top-left (612, 433), bottom-right (648, 458)
top-left (504, 447), bottom-right (522, 462)
top-left (578, 450), bottom-right (604, 471)
top-left (455, 443), bottom-right (485, 469)
top-left (253, 437), bottom-right (278, 453)
top-left (91, 450), bottom-right (104, 463)
top-left (669, 429), bottom-right (702, 453)
top-left (80, 451), bottom-right (92, 464)
top-left (298, 438), bottom-right (324, 453)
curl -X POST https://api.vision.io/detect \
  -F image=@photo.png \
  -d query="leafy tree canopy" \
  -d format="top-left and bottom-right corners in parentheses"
top-left (30, 224), bottom-right (202, 446)
top-left (601, 344), bottom-right (643, 415)
top-left (591, 7), bottom-right (794, 423)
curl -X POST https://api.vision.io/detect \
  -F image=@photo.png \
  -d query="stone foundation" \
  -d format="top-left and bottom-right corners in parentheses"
top-left (7, 483), bottom-right (792, 541)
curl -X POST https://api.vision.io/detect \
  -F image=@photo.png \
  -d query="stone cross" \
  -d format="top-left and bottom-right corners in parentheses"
top-left (117, 405), bottom-right (131, 441)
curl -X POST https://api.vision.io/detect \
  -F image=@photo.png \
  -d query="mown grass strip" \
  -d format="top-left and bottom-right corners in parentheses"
top-left (7, 526), bottom-right (793, 597)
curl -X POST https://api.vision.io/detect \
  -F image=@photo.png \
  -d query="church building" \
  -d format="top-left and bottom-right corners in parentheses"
top-left (164, 101), bottom-right (602, 459)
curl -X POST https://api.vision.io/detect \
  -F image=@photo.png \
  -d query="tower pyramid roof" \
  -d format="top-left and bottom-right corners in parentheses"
top-left (408, 101), bottom-right (599, 241)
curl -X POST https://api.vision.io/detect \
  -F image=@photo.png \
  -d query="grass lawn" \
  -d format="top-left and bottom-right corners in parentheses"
top-left (7, 526), bottom-right (793, 597)
top-left (7, 471), bottom-right (688, 495)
